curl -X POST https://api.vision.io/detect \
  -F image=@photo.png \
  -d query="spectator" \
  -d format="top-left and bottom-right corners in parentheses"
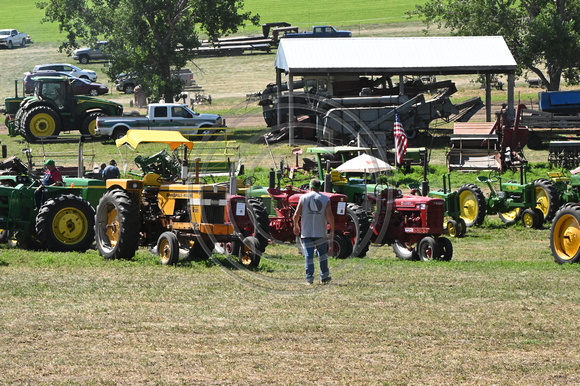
top-left (34, 159), bottom-right (63, 209)
top-left (292, 178), bottom-right (334, 285)
top-left (103, 159), bottom-right (120, 181)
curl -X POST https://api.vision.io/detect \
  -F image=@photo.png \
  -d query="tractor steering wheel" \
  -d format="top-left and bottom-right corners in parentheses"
top-left (243, 176), bottom-right (257, 187)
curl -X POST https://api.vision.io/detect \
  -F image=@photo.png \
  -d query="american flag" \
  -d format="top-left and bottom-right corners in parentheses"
top-left (393, 109), bottom-right (408, 165)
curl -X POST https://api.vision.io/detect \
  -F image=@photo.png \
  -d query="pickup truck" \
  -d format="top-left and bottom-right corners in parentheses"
top-left (115, 69), bottom-right (194, 94)
top-left (72, 41), bottom-right (112, 64)
top-left (282, 25), bottom-right (352, 39)
top-left (0, 29), bottom-right (28, 49)
top-left (95, 103), bottom-right (225, 139)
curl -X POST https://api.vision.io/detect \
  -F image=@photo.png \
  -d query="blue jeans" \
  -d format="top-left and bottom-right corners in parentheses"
top-left (300, 237), bottom-right (330, 282)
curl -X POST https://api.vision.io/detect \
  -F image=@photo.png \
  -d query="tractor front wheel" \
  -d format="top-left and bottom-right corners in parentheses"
top-left (438, 237), bottom-right (453, 261)
top-left (550, 204), bottom-right (580, 264)
top-left (392, 240), bottom-right (418, 261)
top-left (417, 236), bottom-right (440, 262)
top-left (331, 234), bottom-right (352, 259)
top-left (157, 231), bottom-right (180, 265)
top-left (458, 184), bottom-right (486, 227)
top-left (95, 189), bottom-right (140, 260)
top-left (36, 194), bottom-right (95, 252)
top-left (237, 236), bottom-right (262, 267)
top-left (498, 208), bottom-right (521, 226)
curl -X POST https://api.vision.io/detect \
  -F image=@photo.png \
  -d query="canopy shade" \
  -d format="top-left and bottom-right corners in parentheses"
top-left (334, 153), bottom-right (393, 173)
top-left (116, 130), bottom-right (194, 151)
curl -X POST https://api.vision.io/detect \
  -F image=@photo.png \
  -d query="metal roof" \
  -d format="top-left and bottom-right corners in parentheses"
top-left (275, 36), bottom-right (517, 75)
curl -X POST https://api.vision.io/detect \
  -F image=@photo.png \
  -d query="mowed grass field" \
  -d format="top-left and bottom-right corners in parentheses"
top-left (2, 1), bottom-right (580, 384)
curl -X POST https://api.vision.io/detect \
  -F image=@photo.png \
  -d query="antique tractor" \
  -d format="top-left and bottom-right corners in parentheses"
top-left (367, 186), bottom-right (452, 261)
top-left (245, 170), bottom-right (371, 259)
top-left (94, 130), bottom-right (265, 267)
top-left (458, 165), bottom-right (547, 229)
top-left (410, 174), bottom-right (466, 238)
top-left (0, 159), bottom-right (101, 252)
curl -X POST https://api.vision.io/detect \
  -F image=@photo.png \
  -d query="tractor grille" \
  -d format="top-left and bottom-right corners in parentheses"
top-left (201, 192), bottom-right (225, 224)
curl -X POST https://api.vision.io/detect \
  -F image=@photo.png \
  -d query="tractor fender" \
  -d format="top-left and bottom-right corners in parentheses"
top-left (20, 99), bottom-right (59, 113)
top-left (105, 181), bottom-right (144, 208)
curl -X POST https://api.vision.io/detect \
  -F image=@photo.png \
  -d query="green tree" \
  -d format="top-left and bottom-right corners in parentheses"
top-left (37, 0), bottom-right (259, 101)
top-left (409, 0), bottom-right (580, 91)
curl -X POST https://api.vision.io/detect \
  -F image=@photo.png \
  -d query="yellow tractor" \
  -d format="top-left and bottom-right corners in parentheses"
top-left (94, 130), bottom-right (265, 266)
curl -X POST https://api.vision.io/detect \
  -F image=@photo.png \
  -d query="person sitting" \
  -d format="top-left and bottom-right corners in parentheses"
top-left (102, 159), bottom-right (120, 181)
top-left (34, 159), bottom-right (63, 209)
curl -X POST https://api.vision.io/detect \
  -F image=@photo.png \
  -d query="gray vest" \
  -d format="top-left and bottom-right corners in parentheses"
top-left (299, 191), bottom-right (329, 238)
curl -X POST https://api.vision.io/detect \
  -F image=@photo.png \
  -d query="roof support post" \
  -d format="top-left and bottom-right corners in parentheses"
top-left (507, 72), bottom-right (515, 120)
top-left (399, 74), bottom-right (404, 95)
top-left (288, 73), bottom-right (295, 146)
top-left (485, 73), bottom-right (492, 122)
top-left (276, 69), bottom-right (282, 128)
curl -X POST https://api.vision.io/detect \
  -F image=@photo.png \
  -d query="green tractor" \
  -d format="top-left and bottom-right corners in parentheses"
top-left (0, 172), bottom-right (105, 251)
top-left (457, 165), bottom-right (547, 229)
top-left (4, 76), bottom-right (123, 142)
top-left (410, 173), bottom-right (466, 238)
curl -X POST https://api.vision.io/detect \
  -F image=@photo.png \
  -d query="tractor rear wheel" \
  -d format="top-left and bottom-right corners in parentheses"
top-left (346, 203), bottom-right (371, 257)
top-left (95, 189), bottom-right (140, 260)
top-left (550, 204), bottom-right (580, 264)
top-left (498, 208), bottom-right (521, 225)
top-left (437, 237), bottom-right (453, 261)
top-left (392, 241), bottom-right (418, 261)
top-left (81, 112), bottom-right (105, 138)
top-left (417, 236), bottom-right (440, 262)
top-left (22, 105), bottom-right (62, 142)
top-left (534, 178), bottom-right (559, 222)
top-left (246, 198), bottom-right (270, 250)
top-left (458, 184), bottom-right (486, 227)
top-left (157, 231), bottom-right (180, 265)
top-left (36, 194), bottom-right (95, 252)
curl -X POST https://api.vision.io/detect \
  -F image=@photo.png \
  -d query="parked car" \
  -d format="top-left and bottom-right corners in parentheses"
top-left (72, 41), bottom-right (112, 64)
top-left (115, 69), bottom-right (194, 94)
top-left (23, 71), bottom-right (108, 96)
top-left (32, 63), bottom-right (97, 82)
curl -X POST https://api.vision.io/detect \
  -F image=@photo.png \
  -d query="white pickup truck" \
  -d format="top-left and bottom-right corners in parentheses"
top-left (95, 103), bottom-right (225, 139)
top-left (0, 29), bottom-right (28, 49)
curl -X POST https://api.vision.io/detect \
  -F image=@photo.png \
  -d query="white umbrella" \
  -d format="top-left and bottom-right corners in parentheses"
top-left (334, 153), bottom-right (393, 173)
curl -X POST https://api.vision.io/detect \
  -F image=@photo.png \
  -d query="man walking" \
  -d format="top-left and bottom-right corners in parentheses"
top-left (293, 178), bottom-right (334, 284)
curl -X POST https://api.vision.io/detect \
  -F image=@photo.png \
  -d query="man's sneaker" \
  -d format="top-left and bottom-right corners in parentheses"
top-left (305, 279), bottom-right (314, 285)
top-left (321, 277), bottom-right (332, 284)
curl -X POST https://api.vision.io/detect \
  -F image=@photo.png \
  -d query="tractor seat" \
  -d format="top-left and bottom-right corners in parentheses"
top-left (330, 170), bottom-right (348, 185)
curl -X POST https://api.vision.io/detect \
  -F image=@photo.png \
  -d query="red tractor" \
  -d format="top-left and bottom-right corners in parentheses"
top-left (251, 172), bottom-right (370, 259)
top-left (367, 187), bottom-right (452, 261)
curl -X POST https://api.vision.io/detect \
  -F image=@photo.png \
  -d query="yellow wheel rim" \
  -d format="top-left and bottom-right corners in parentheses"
top-left (105, 208), bottom-right (119, 247)
top-left (159, 238), bottom-right (173, 264)
top-left (87, 118), bottom-right (100, 137)
top-left (522, 211), bottom-right (534, 227)
top-left (552, 214), bottom-right (580, 261)
top-left (535, 186), bottom-right (550, 217)
top-left (447, 219), bottom-right (457, 237)
top-left (499, 208), bottom-right (520, 222)
top-left (29, 113), bottom-right (57, 136)
top-left (51, 207), bottom-right (89, 245)
top-left (241, 244), bottom-right (252, 265)
top-left (459, 190), bottom-right (478, 223)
